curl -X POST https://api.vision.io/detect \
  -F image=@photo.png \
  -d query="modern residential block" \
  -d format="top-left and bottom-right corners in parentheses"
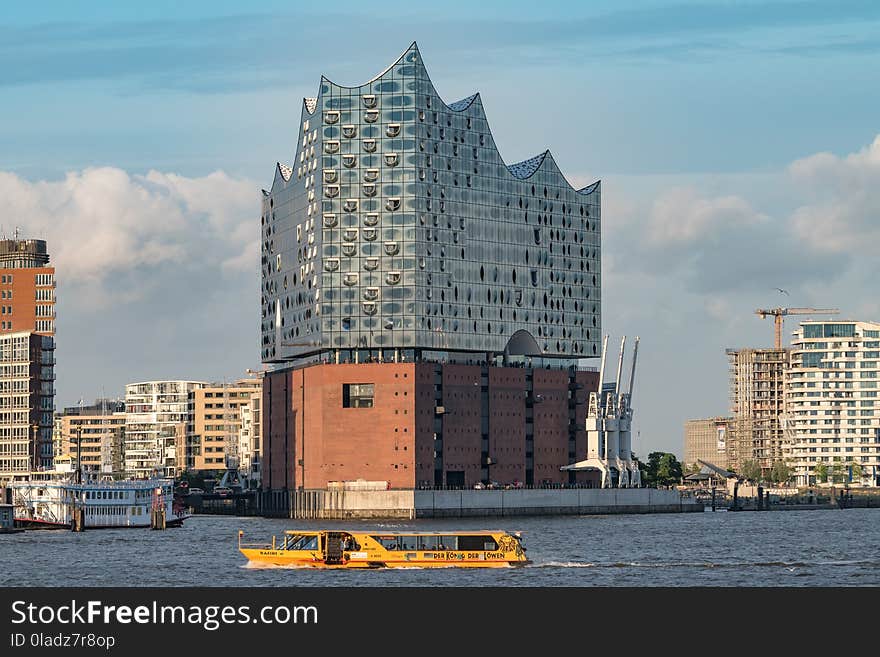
top-left (238, 391), bottom-right (262, 489)
top-left (58, 402), bottom-right (126, 479)
top-left (190, 378), bottom-right (262, 474)
top-left (0, 331), bottom-right (55, 476)
top-left (124, 380), bottom-right (206, 478)
top-left (785, 321), bottom-right (880, 486)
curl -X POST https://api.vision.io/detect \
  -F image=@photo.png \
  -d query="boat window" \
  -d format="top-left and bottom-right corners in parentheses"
top-left (341, 535), bottom-right (360, 551)
top-left (457, 535), bottom-right (497, 551)
top-left (398, 536), bottom-right (418, 551)
top-left (418, 535), bottom-right (440, 550)
top-left (438, 536), bottom-right (458, 550)
top-left (372, 536), bottom-right (400, 550)
top-left (287, 534), bottom-right (318, 551)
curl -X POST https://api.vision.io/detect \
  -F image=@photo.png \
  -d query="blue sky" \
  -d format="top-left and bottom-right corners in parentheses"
top-left (1, 1), bottom-right (879, 456)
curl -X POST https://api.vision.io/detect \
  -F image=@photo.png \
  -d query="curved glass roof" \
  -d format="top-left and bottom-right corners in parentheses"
top-left (447, 93), bottom-right (479, 111)
top-left (507, 151), bottom-right (549, 179)
top-left (277, 42), bottom-right (599, 197)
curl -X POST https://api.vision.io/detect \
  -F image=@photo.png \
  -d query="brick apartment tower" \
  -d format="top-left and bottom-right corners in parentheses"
top-left (0, 236), bottom-right (56, 475)
top-left (0, 237), bottom-right (56, 337)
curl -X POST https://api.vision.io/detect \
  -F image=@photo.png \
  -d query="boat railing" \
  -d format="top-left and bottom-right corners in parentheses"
top-left (239, 541), bottom-right (274, 549)
top-left (238, 530), bottom-right (276, 550)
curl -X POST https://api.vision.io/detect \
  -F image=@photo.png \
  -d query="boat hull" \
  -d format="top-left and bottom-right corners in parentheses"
top-left (240, 548), bottom-right (527, 568)
top-left (15, 516), bottom-right (186, 530)
top-left (239, 529), bottom-right (530, 569)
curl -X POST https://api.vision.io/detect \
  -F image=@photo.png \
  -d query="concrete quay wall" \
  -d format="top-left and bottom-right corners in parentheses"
top-left (293, 489), bottom-right (417, 519)
top-left (290, 488), bottom-right (701, 519)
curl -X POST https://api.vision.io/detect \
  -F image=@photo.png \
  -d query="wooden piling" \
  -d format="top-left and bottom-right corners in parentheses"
top-left (70, 508), bottom-right (85, 532)
top-left (151, 507), bottom-right (166, 530)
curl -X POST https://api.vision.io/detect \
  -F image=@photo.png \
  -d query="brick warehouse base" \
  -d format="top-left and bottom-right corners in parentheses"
top-left (262, 361), bottom-right (600, 492)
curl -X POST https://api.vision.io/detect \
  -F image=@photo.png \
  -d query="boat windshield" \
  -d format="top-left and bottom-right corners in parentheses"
top-left (285, 534), bottom-right (318, 551)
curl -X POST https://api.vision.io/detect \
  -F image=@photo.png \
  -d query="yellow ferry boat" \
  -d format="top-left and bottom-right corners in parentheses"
top-left (238, 529), bottom-right (529, 568)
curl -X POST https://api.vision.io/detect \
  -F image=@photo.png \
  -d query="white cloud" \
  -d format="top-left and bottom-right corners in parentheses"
top-left (788, 134), bottom-right (880, 254)
top-left (0, 166), bottom-right (262, 410)
top-left (0, 167), bottom-right (259, 293)
top-left (590, 136), bottom-right (880, 456)
top-left (645, 186), bottom-right (765, 245)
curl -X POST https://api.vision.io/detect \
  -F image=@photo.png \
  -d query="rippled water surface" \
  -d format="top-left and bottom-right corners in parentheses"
top-left (2, 509), bottom-right (878, 586)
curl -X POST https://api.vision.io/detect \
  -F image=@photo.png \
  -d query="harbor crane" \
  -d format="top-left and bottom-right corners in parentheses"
top-left (755, 307), bottom-right (840, 349)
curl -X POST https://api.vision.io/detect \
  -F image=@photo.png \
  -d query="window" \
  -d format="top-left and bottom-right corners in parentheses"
top-left (372, 535), bottom-right (399, 550)
top-left (418, 535), bottom-right (440, 550)
top-left (342, 383), bottom-right (374, 408)
top-left (457, 535), bottom-right (498, 551)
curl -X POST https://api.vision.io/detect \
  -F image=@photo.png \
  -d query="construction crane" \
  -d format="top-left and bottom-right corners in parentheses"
top-left (755, 307), bottom-right (840, 349)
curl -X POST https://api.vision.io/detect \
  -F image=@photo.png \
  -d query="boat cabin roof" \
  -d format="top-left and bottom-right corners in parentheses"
top-left (282, 529), bottom-right (517, 536)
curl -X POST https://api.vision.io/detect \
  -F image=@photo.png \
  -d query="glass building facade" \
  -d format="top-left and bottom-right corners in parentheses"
top-left (261, 43), bottom-right (601, 365)
top-left (786, 321), bottom-right (880, 487)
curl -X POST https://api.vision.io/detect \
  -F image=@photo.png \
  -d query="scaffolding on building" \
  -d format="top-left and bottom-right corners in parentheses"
top-left (726, 347), bottom-right (788, 474)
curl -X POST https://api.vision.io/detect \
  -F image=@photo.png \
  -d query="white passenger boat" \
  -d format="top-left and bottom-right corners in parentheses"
top-left (11, 471), bottom-right (185, 529)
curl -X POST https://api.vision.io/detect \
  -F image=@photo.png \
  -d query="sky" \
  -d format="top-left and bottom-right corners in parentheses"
top-left (1, 0), bottom-right (879, 457)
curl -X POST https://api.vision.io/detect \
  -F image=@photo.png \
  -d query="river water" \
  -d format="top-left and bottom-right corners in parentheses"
top-left (2, 508), bottom-right (878, 587)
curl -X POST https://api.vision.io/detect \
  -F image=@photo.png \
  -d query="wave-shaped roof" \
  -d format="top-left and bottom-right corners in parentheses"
top-left (447, 93), bottom-right (479, 111)
top-left (272, 42), bottom-right (599, 197)
top-left (277, 163), bottom-right (293, 182)
top-left (508, 151), bottom-right (550, 179)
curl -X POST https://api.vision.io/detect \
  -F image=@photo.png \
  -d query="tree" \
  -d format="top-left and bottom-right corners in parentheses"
top-left (769, 460), bottom-right (792, 485)
top-left (657, 453), bottom-right (684, 486)
top-left (644, 451), bottom-right (683, 487)
top-left (830, 458), bottom-right (846, 484)
top-left (740, 459), bottom-right (762, 483)
top-left (849, 460), bottom-right (863, 483)
top-left (814, 462), bottom-right (828, 484)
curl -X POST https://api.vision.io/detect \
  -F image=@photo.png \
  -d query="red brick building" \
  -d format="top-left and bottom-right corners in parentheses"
top-left (262, 362), bottom-right (599, 490)
top-left (0, 238), bottom-right (55, 337)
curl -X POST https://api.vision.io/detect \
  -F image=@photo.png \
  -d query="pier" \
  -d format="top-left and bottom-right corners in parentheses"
top-left (693, 485), bottom-right (880, 512)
